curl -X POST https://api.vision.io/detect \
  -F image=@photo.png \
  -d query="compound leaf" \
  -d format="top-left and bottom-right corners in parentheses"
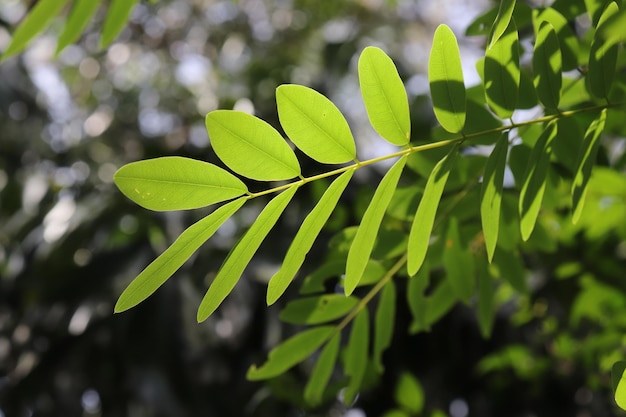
top-left (588, 2), bottom-right (619, 99)
top-left (279, 294), bottom-right (358, 325)
top-left (345, 156), bottom-right (407, 295)
top-left (247, 326), bottom-right (334, 380)
top-left (344, 309), bottom-right (369, 405)
top-left (407, 145), bottom-right (459, 276)
top-left (533, 21), bottom-right (562, 109)
top-left (267, 170), bottom-right (354, 304)
top-left (198, 187), bottom-right (298, 322)
top-left (484, 20), bottom-right (520, 119)
top-left (373, 279), bottom-right (396, 373)
top-left (489, 0), bottom-right (516, 47)
top-left (114, 156), bottom-right (248, 211)
top-left (100, 0), bottom-right (139, 48)
top-left (206, 110), bottom-right (301, 181)
top-left (56, 0), bottom-right (100, 54)
top-left (277, 85), bottom-right (356, 164)
top-left (429, 25), bottom-right (466, 134)
top-left (442, 217), bottom-right (474, 302)
top-left (114, 197), bottom-right (246, 313)
top-left (358, 46), bottom-right (411, 146)
top-left (304, 332), bottom-right (340, 406)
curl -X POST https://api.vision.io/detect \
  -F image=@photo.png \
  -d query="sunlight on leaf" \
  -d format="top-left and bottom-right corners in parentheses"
top-left (488, 0), bottom-right (516, 48)
top-left (100, 0), bottom-right (139, 49)
top-left (533, 7), bottom-right (580, 71)
top-left (484, 20), bottom-right (520, 119)
top-left (304, 332), bottom-right (340, 406)
top-left (532, 21), bottom-right (562, 109)
top-left (587, 2), bottom-right (619, 99)
top-left (480, 133), bottom-right (508, 261)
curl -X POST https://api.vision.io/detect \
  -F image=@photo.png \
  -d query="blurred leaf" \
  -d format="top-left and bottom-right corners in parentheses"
top-left (443, 217), bottom-right (474, 301)
top-left (429, 24), bottom-right (466, 133)
top-left (197, 187), bottom-right (298, 321)
top-left (425, 279), bottom-right (458, 326)
top-left (373, 280), bottom-right (396, 373)
top-left (56, 0), bottom-right (100, 55)
top-left (484, 20), bottom-right (520, 119)
top-left (408, 262), bottom-right (430, 333)
top-left (114, 157), bottom-right (248, 211)
top-left (247, 326), bottom-right (334, 380)
top-left (304, 332), bottom-right (340, 406)
top-left (598, 7), bottom-right (626, 45)
top-left (612, 361), bottom-right (626, 410)
top-left (532, 21), bottom-right (562, 109)
top-left (100, 0), bottom-right (139, 49)
top-left (279, 295), bottom-right (358, 325)
top-left (477, 257), bottom-right (496, 338)
top-left (587, 2), bottom-right (619, 99)
top-left (493, 248), bottom-right (527, 293)
top-left (381, 410), bottom-right (411, 417)
top-left (114, 197), bottom-right (246, 313)
top-left (344, 309), bottom-right (369, 404)
top-left (268, 170), bottom-right (354, 304)
top-left (345, 156), bottom-right (407, 295)
top-left (407, 145), bottom-right (458, 276)
top-left (488, 0), bottom-right (516, 47)
top-left (394, 372), bottom-right (424, 414)
top-left (206, 110), bottom-right (301, 181)
top-left (277, 85), bottom-right (356, 163)
top-left (358, 47), bottom-right (411, 146)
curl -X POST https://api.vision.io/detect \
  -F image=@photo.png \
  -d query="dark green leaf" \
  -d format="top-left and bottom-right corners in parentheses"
top-left (532, 21), bottom-right (562, 109)
top-left (587, 2), bottom-right (619, 99)
top-left (424, 279), bottom-right (458, 326)
top-left (247, 326), bottom-right (334, 380)
top-left (373, 280), bottom-right (396, 373)
top-left (484, 20), bottom-right (520, 119)
top-left (533, 8), bottom-right (581, 71)
top-left (304, 333), bottom-right (340, 406)
top-left (100, 0), bottom-right (139, 48)
top-left (279, 295), bottom-right (358, 325)
top-left (408, 262), bottom-right (430, 333)
top-left (344, 309), bottom-right (369, 405)
top-left (477, 257), bottom-right (496, 338)
top-left (56, 0), bottom-right (100, 54)
top-left (442, 217), bottom-right (474, 301)
top-left (493, 248), bottom-right (527, 293)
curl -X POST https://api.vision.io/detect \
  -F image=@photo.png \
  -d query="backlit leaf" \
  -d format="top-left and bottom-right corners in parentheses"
top-left (429, 25), bottom-right (466, 134)
top-left (344, 309), bottom-right (369, 405)
top-left (533, 21), bottom-right (562, 109)
top-left (598, 7), bottom-right (626, 46)
top-left (100, 0), bottom-right (139, 48)
top-left (533, 7), bottom-right (580, 71)
top-left (484, 20), bottom-right (520, 119)
top-left (488, 0), bottom-right (516, 47)
top-left (519, 122), bottom-right (557, 241)
top-left (612, 361), bottom-right (626, 410)
top-left (480, 133), bottom-right (508, 262)
top-left (587, 2), bottom-right (619, 99)
top-left (345, 156), bottom-right (407, 295)
top-left (277, 85), bottom-right (356, 163)
top-left (197, 187), bottom-right (298, 322)
top-left (114, 198), bottom-right (246, 313)
top-left (56, 0), bottom-right (100, 54)
top-left (247, 326), bottom-right (334, 380)
top-left (2, 0), bottom-right (71, 60)
top-left (373, 280), bottom-right (396, 373)
top-left (114, 156), bottom-right (248, 211)
top-left (442, 217), bottom-right (474, 301)
top-left (304, 332), bottom-right (340, 406)
top-left (279, 295), bottom-right (358, 325)
top-left (358, 47), bottom-right (411, 146)
top-left (572, 109), bottom-right (607, 224)
top-left (268, 170), bottom-right (354, 304)
top-left (407, 145), bottom-right (459, 276)
top-left (206, 110), bottom-right (301, 181)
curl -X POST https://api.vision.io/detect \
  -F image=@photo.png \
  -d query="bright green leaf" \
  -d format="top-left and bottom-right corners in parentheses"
top-left (442, 217), bottom-right (474, 301)
top-left (304, 332), bottom-right (340, 406)
top-left (344, 309), bottom-right (369, 405)
top-left (197, 187), bottom-right (298, 322)
top-left (358, 47), bottom-right (411, 146)
top-left (477, 257), bottom-right (496, 338)
top-left (114, 156), bottom-right (248, 211)
top-left (373, 280), bottom-right (396, 373)
top-left (395, 372), bottom-right (424, 414)
top-left (612, 361), bottom-right (626, 410)
top-left (2, 0), bottom-right (71, 60)
top-left (100, 0), bottom-right (139, 49)
top-left (532, 21), bottom-right (562, 109)
top-left (276, 85), bottom-right (356, 163)
top-left (484, 20), bottom-right (520, 119)
top-left (488, 0), bottom-right (516, 47)
top-left (206, 110), bottom-right (301, 181)
top-left (587, 2), bottom-right (619, 99)
top-left (572, 109), bottom-right (607, 224)
top-left (247, 326), bottom-right (334, 380)
top-left (519, 122), bottom-right (558, 241)
top-left (533, 8), bottom-right (581, 71)
top-left (586, 0), bottom-right (612, 26)
top-left (345, 156), bottom-right (407, 295)
top-left (480, 133), bottom-right (508, 262)
top-left (56, 0), bottom-right (100, 55)
top-left (267, 170), bottom-right (354, 304)
top-left (407, 145), bottom-right (459, 276)
top-left (279, 294), bottom-right (358, 325)
top-left (429, 25), bottom-right (466, 134)
top-left (598, 7), bottom-right (626, 46)
top-left (114, 197), bottom-right (246, 313)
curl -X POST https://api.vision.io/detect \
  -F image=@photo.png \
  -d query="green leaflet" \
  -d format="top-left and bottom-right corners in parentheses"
top-left (480, 133), bottom-right (508, 262)
top-left (304, 332), bottom-right (340, 406)
top-left (394, 372), bottom-right (425, 414)
top-left (344, 156), bottom-right (407, 295)
top-left (279, 294), bottom-right (358, 325)
top-left (206, 110), bottom-right (301, 181)
top-left (477, 257), bottom-right (495, 338)
top-left (276, 85), bottom-right (356, 164)
top-left (358, 47), bottom-right (411, 146)
top-left (587, 2), bottom-right (619, 100)
top-left (612, 361), bottom-right (626, 410)
top-left (100, 0), bottom-right (139, 49)
top-left (532, 21), bottom-right (562, 110)
top-left (484, 20), bottom-right (520, 119)
top-left (114, 156), bottom-right (248, 211)
top-left (424, 279), bottom-right (458, 326)
top-left (488, 0), bottom-right (516, 48)
top-left (519, 122), bottom-right (558, 241)
top-left (114, 197), bottom-right (246, 313)
top-left (408, 261), bottom-right (430, 333)
top-left (598, 7), bottom-right (626, 46)
top-left (429, 25), bottom-right (467, 134)
top-left (533, 8), bottom-right (581, 71)
top-left (197, 187), bottom-right (298, 322)
top-left (373, 280), bottom-right (396, 373)
top-left (56, 0), bottom-right (101, 55)
top-left (442, 217), bottom-right (474, 302)
top-left (247, 326), bottom-right (334, 380)
top-left (344, 309), bottom-right (369, 405)
top-left (2, 0), bottom-right (71, 60)
top-left (572, 109), bottom-right (607, 224)
top-left (407, 145), bottom-right (459, 276)
top-left (267, 170), bottom-right (354, 304)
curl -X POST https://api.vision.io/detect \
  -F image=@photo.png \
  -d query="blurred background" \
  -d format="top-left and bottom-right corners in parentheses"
top-left (1, 0), bottom-right (626, 416)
